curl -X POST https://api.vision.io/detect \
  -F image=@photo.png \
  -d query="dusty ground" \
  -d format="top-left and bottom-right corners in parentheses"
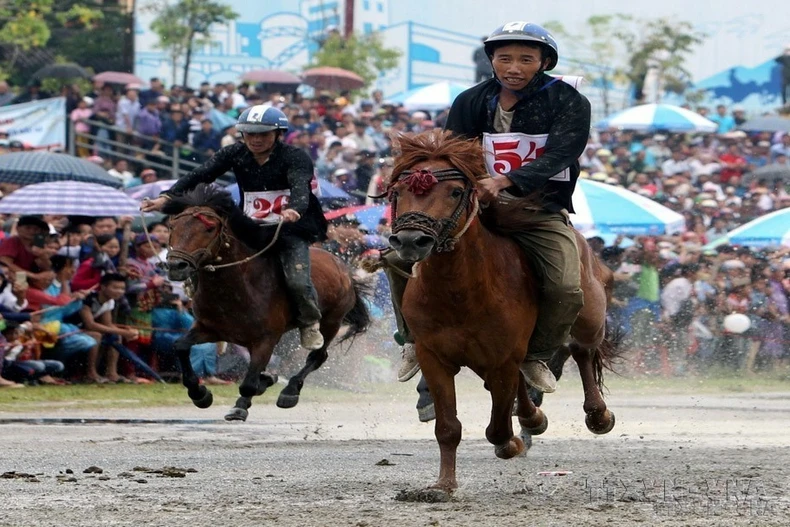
top-left (1, 376), bottom-right (789, 527)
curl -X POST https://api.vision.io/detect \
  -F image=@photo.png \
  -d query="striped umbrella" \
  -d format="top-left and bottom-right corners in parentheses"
top-left (0, 181), bottom-right (142, 216)
top-left (571, 179), bottom-right (686, 235)
top-left (597, 103), bottom-right (718, 133)
top-left (704, 208), bottom-right (790, 249)
top-left (0, 152), bottom-right (122, 188)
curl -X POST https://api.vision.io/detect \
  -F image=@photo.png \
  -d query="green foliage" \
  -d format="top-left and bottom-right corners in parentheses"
top-left (144, 0), bottom-right (239, 87)
top-left (309, 32), bottom-right (401, 89)
top-left (0, 0), bottom-right (104, 83)
top-left (544, 15), bottom-right (706, 108)
top-left (613, 17), bottom-right (706, 99)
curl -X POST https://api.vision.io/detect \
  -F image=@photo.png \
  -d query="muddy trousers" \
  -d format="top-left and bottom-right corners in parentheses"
top-left (279, 235), bottom-right (322, 327)
top-left (384, 210), bottom-right (584, 362)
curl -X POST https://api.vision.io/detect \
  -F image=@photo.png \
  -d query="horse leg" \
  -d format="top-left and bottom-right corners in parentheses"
top-left (485, 365), bottom-right (525, 460)
top-left (419, 350), bottom-right (462, 493)
top-left (225, 334), bottom-right (279, 422)
top-left (174, 327), bottom-right (215, 409)
top-left (570, 342), bottom-right (615, 434)
top-left (277, 322), bottom-right (340, 409)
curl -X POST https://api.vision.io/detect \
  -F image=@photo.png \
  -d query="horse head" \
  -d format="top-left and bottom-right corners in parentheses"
top-left (163, 184), bottom-right (235, 281)
top-left (387, 130), bottom-right (486, 262)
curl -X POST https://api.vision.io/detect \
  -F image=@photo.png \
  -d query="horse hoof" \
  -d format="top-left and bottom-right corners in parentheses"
top-left (418, 403), bottom-right (435, 423)
top-left (224, 407), bottom-right (248, 422)
top-left (276, 392), bottom-right (300, 409)
top-left (518, 428), bottom-right (534, 451)
top-left (520, 411), bottom-right (549, 436)
top-left (494, 436), bottom-right (525, 459)
top-left (192, 389), bottom-right (213, 409)
top-left (586, 410), bottom-right (616, 435)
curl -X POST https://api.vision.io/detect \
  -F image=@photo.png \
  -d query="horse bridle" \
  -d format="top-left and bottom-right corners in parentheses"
top-left (388, 168), bottom-right (479, 253)
top-left (167, 207), bottom-right (231, 271)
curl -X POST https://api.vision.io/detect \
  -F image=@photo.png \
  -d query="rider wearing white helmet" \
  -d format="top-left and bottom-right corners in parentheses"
top-left (389, 22), bottom-right (591, 404)
top-left (142, 104), bottom-right (327, 350)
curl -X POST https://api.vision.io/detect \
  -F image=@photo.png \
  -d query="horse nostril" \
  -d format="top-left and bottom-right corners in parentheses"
top-left (414, 235), bottom-right (434, 248)
top-left (170, 260), bottom-right (188, 271)
top-left (388, 235), bottom-right (403, 249)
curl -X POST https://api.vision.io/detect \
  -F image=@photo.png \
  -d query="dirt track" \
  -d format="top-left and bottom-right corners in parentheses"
top-left (1, 379), bottom-right (789, 526)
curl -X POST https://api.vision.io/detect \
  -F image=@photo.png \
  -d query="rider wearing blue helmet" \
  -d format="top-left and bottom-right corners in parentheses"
top-left (390, 21), bottom-right (591, 402)
top-left (142, 104), bottom-right (328, 350)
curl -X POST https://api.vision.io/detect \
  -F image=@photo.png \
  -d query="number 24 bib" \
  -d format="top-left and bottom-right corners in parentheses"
top-left (483, 132), bottom-right (570, 182)
top-left (243, 190), bottom-right (290, 224)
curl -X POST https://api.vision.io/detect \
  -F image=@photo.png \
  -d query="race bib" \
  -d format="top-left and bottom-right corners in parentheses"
top-left (483, 132), bottom-right (570, 182)
top-left (243, 190), bottom-right (290, 223)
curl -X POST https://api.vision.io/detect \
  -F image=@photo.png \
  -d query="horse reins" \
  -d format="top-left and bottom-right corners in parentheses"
top-left (388, 168), bottom-right (480, 254)
top-left (167, 207), bottom-right (283, 272)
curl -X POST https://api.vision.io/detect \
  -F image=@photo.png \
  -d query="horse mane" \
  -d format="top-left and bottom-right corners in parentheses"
top-left (390, 130), bottom-right (487, 184)
top-left (162, 183), bottom-right (276, 251)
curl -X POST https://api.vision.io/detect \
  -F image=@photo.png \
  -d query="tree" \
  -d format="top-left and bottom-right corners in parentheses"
top-left (0, 0), bottom-right (103, 80)
top-left (145, 0), bottom-right (238, 87)
top-left (544, 15), bottom-right (632, 116)
top-left (309, 32), bottom-right (401, 89)
top-left (614, 18), bottom-right (706, 102)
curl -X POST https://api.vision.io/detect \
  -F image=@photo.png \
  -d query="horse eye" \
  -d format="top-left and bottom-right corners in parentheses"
top-left (451, 188), bottom-right (464, 199)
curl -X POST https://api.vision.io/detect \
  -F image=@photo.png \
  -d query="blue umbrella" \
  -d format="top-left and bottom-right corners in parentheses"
top-left (704, 208), bottom-right (790, 249)
top-left (0, 151), bottom-right (122, 188)
top-left (571, 179), bottom-right (686, 235)
top-left (596, 103), bottom-right (718, 133)
top-left (387, 81), bottom-right (470, 111)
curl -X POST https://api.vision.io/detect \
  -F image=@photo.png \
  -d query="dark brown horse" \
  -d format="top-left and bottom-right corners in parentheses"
top-left (163, 184), bottom-right (370, 421)
top-left (386, 131), bottom-right (617, 494)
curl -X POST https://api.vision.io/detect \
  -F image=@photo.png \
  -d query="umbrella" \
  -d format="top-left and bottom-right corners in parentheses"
top-left (597, 103), bottom-right (718, 133)
top-left (570, 179), bottom-right (686, 235)
top-left (703, 208), bottom-right (790, 248)
top-left (742, 164), bottom-right (790, 184)
top-left (388, 81), bottom-right (470, 111)
top-left (125, 180), bottom-right (178, 201)
top-left (93, 71), bottom-right (144, 85)
top-left (0, 181), bottom-right (142, 216)
top-left (32, 63), bottom-right (91, 80)
top-left (241, 69), bottom-right (301, 85)
top-left (0, 152), bottom-right (122, 188)
top-left (738, 117), bottom-right (790, 134)
top-left (227, 178), bottom-right (352, 205)
top-left (325, 204), bottom-right (389, 231)
top-left (301, 67), bottom-right (365, 91)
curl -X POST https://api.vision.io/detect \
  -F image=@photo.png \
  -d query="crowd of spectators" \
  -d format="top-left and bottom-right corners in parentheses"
top-left (1, 76), bottom-right (789, 386)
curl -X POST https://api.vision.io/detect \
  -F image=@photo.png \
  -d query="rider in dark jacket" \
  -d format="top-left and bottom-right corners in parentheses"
top-left (141, 105), bottom-right (328, 350)
top-left (390, 21), bottom-right (591, 401)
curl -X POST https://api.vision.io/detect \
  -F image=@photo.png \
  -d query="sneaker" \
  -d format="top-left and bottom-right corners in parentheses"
top-left (300, 323), bottom-right (324, 350)
top-left (397, 343), bottom-right (420, 382)
top-left (520, 360), bottom-right (557, 393)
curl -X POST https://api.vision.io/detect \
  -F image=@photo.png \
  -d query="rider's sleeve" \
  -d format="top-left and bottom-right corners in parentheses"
top-left (283, 147), bottom-right (314, 217)
top-left (505, 93), bottom-right (591, 195)
top-left (444, 90), bottom-right (483, 139)
top-left (162, 144), bottom-right (237, 197)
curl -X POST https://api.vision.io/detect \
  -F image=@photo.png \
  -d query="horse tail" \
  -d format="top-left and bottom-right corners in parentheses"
top-left (337, 274), bottom-right (373, 343)
top-left (593, 323), bottom-right (626, 393)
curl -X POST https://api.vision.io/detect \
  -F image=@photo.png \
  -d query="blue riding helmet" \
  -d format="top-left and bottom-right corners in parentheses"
top-left (484, 21), bottom-right (559, 71)
top-left (236, 104), bottom-right (290, 133)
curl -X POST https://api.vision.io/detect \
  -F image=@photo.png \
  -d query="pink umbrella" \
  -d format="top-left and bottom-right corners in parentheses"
top-left (93, 71), bottom-right (144, 85)
top-left (302, 67), bottom-right (365, 91)
top-left (241, 70), bottom-right (302, 85)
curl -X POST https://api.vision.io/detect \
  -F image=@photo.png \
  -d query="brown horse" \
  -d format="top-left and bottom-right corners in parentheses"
top-left (163, 184), bottom-right (370, 421)
top-left (386, 131), bottom-right (617, 494)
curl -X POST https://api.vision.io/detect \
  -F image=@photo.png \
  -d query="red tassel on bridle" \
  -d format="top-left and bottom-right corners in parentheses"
top-left (194, 213), bottom-right (217, 229)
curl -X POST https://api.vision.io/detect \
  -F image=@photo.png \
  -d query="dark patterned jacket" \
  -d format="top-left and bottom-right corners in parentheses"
top-left (444, 74), bottom-right (591, 213)
top-left (165, 141), bottom-right (327, 242)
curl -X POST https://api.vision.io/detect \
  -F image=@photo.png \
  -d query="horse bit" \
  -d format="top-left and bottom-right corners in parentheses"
top-left (388, 168), bottom-right (480, 253)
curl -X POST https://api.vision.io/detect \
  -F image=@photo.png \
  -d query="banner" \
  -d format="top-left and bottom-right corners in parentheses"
top-left (0, 97), bottom-right (66, 150)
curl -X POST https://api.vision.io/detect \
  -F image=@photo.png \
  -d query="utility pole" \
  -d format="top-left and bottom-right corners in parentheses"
top-left (344, 0), bottom-right (354, 39)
